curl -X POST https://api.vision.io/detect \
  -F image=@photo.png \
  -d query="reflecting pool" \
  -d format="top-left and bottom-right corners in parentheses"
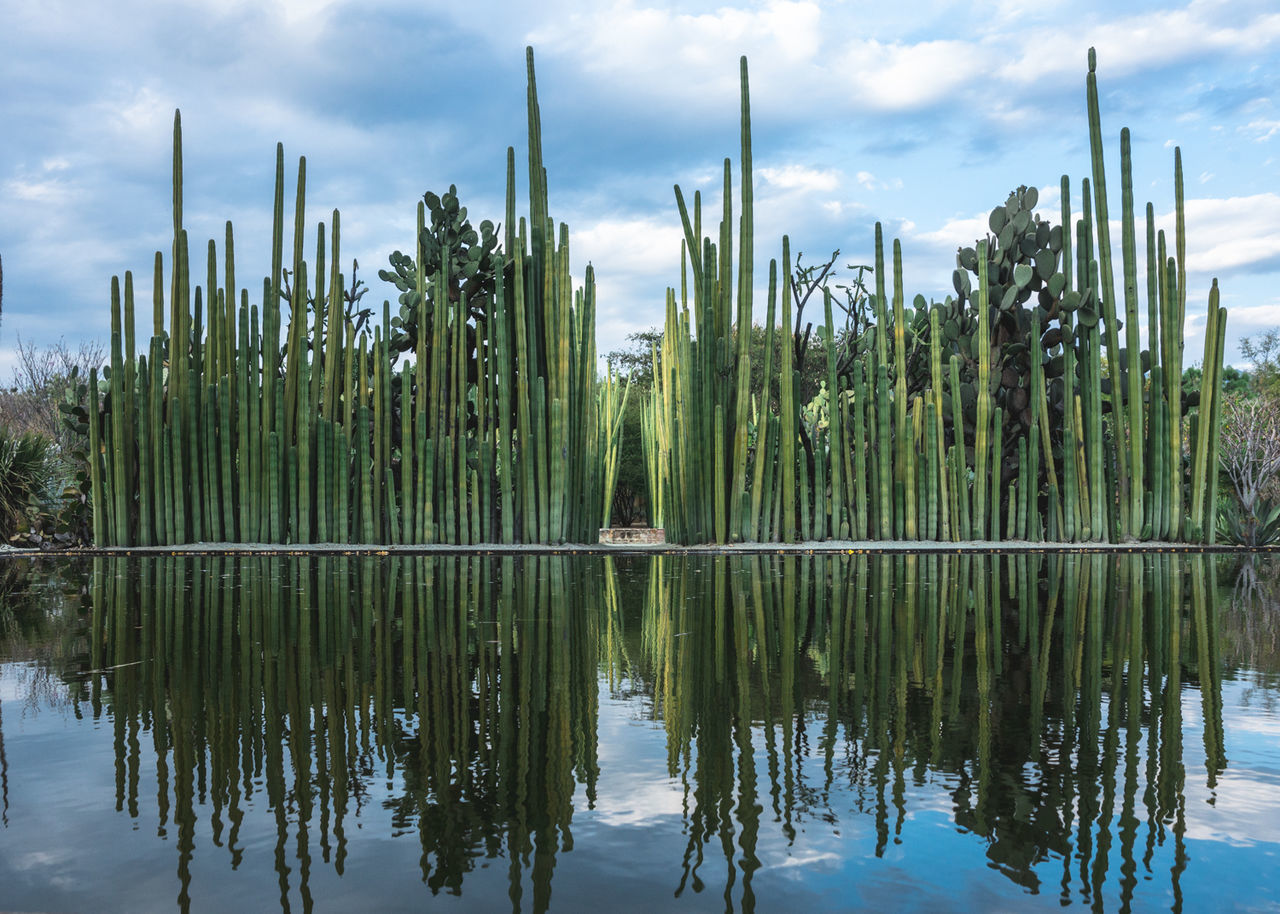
top-left (1, 553), bottom-right (1278, 912)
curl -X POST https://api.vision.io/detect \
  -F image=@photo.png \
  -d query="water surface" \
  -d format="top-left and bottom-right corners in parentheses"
top-left (1, 553), bottom-right (1278, 912)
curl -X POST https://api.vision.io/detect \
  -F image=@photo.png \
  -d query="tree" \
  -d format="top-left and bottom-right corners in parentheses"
top-left (1218, 392), bottom-right (1280, 544)
top-left (0, 336), bottom-right (104, 454)
top-left (1241, 329), bottom-right (1280, 398)
top-left (1183, 364), bottom-right (1251, 397)
top-left (604, 329), bottom-right (662, 389)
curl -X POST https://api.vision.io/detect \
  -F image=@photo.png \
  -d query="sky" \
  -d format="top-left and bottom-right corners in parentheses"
top-left (2, 0), bottom-right (1279, 382)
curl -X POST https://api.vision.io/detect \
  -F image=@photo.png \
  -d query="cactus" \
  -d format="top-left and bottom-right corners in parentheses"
top-left (84, 49), bottom-right (618, 547)
top-left (84, 48), bottom-right (1224, 549)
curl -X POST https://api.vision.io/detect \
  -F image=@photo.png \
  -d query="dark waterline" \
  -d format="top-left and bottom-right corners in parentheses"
top-left (1, 554), bottom-right (1278, 912)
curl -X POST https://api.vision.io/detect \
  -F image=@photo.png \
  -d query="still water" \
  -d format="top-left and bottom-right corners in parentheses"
top-left (0, 553), bottom-right (1278, 912)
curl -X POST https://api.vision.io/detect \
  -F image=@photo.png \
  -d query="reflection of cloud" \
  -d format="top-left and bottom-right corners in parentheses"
top-left (773, 850), bottom-right (842, 869)
top-left (591, 777), bottom-right (686, 827)
top-left (1183, 771), bottom-right (1280, 848)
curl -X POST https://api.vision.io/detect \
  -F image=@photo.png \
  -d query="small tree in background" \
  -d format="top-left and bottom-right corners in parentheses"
top-left (1241, 329), bottom-right (1280, 399)
top-left (1220, 394), bottom-right (1280, 516)
top-left (0, 336), bottom-right (104, 455)
top-left (605, 330), bottom-right (660, 525)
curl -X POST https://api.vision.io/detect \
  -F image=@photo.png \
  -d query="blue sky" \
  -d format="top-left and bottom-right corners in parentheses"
top-left (2, 0), bottom-right (1279, 380)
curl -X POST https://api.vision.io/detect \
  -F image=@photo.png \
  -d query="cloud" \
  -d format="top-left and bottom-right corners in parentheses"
top-left (759, 165), bottom-right (841, 193)
top-left (1179, 193), bottom-right (1280, 275)
top-left (835, 39), bottom-right (987, 111)
top-left (913, 213), bottom-right (991, 252)
top-left (999, 0), bottom-right (1280, 84)
top-left (1245, 118), bottom-right (1280, 141)
top-left (572, 215), bottom-right (683, 278)
top-left (3, 0), bottom-right (1280, 380)
top-left (526, 0), bottom-right (826, 111)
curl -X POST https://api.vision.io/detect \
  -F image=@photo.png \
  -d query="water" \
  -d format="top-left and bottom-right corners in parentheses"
top-left (1, 553), bottom-right (1278, 913)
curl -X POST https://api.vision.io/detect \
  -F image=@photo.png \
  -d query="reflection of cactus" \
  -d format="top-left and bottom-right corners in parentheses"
top-left (91, 555), bottom-right (605, 904)
top-left (639, 552), bottom-right (1223, 903)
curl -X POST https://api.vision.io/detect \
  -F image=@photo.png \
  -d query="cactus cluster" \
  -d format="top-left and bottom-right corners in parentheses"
top-left (85, 49), bottom-right (626, 547)
top-left (82, 47), bottom-right (1223, 547)
top-left (643, 49), bottom-right (1225, 544)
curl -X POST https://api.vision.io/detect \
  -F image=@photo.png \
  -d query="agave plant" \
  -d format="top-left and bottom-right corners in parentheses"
top-left (1218, 497), bottom-right (1280, 547)
top-left (0, 426), bottom-right (54, 541)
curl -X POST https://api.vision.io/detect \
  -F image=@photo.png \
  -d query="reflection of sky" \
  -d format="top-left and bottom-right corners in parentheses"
top-left (4, 652), bottom-right (1280, 910)
top-left (1181, 679), bottom-right (1280, 855)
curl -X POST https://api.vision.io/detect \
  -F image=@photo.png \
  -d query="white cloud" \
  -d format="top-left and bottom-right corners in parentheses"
top-left (1000, 1), bottom-right (1280, 84)
top-left (1179, 193), bottom-right (1280, 274)
top-left (570, 215), bottom-right (685, 353)
top-left (510, 0), bottom-right (1280, 126)
top-left (760, 165), bottom-right (841, 193)
top-left (1246, 118), bottom-right (1280, 141)
top-left (3, 175), bottom-right (72, 204)
top-left (526, 0), bottom-right (827, 112)
top-left (1224, 301), bottom-right (1280, 332)
top-left (852, 170), bottom-right (902, 192)
top-left (573, 215), bottom-right (683, 278)
top-left (835, 38), bottom-right (987, 111)
top-left (112, 85), bottom-right (174, 137)
top-left (913, 213), bottom-right (991, 251)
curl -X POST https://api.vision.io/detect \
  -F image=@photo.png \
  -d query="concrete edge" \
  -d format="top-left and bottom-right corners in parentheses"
top-left (2, 540), bottom-right (1276, 559)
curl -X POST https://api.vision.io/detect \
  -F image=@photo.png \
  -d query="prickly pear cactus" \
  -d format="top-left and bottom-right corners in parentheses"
top-left (938, 186), bottom-right (1096, 487)
top-left (379, 184), bottom-right (502, 356)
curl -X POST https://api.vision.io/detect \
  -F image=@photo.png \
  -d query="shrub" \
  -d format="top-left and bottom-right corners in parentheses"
top-left (1218, 391), bottom-right (1280, 544)
top-left (0, 425), bottom-right (55, 541)
top-left (0, 335), bottom-right (104, 456)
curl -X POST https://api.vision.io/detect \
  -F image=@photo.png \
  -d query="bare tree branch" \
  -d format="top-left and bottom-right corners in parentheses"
top-left (1219, 392), bottom-right (1280, 515)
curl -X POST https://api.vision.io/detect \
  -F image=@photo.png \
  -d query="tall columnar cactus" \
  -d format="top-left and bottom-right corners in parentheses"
top-left (86, 48), bottom-right (1223, 548)
top-left (644, 57), bottom-right (761, 545)
top-left (641, 48), bottom-right (1225, 545)
top-left (86, 48), bottom-right (620, 547)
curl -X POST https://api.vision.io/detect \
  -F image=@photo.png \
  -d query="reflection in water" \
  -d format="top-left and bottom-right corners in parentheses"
top-left (1, 561), bottom-right (88, 828)
top-left (74, 552), bottom-right (1231, 912)
top-left (89, 556), bottom-right (606, 913)
top-left (634, 554), bottom-right (1225, 913)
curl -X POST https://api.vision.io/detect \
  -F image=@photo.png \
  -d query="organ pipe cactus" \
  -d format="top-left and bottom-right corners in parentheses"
top-left (86, 48), bottom-right (622, 546)
top-left (642, 48), bottom-right (1225, 545)
top-left (84, 48), bottom-right (1223, 548)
